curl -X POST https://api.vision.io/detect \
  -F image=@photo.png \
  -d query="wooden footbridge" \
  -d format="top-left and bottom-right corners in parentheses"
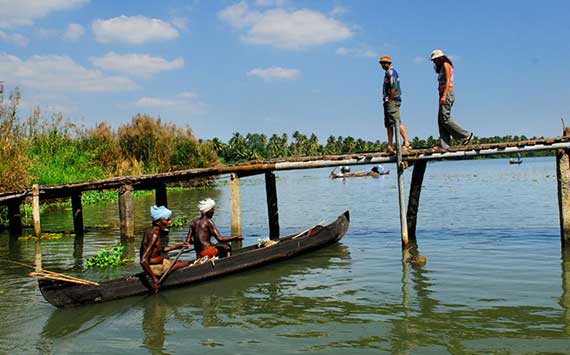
top-left (2, 135), bottom-right (570, 248)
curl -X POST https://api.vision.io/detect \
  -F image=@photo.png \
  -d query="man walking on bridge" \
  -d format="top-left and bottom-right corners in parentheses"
top-left (379, 55), bottom-right (411, 154)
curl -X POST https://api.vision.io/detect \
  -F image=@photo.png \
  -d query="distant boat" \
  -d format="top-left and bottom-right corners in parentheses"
top-left (330, 169), bottom-right (390, 179)
top-left (509, 154), bottom-right (523, 164)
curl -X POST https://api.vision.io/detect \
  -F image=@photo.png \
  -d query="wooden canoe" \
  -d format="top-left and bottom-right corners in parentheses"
top-left (330, 170), bottom-right (390, 179)
top-left (38, 211), bottom-right (350, 307)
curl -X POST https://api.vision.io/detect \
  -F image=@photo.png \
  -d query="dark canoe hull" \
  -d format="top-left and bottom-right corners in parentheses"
top-left (38, 211), bottom-right (350, 307)
top-left (330, 171), bottom-right (390, 179)
top-left (509, 160), bottom-right (523, 164)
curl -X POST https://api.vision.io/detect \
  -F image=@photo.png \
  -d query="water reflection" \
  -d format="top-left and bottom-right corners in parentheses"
top-left (561, 247), bottom-right (570, 335)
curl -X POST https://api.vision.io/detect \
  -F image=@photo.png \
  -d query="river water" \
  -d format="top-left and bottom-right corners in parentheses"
top-left (1, 157), bottom-right (569, 354)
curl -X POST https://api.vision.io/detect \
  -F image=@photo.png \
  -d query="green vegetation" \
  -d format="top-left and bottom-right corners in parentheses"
top-left (85, 244), bottom-right (128, 268)
top-left (211, 131), bottom-right (550, 164)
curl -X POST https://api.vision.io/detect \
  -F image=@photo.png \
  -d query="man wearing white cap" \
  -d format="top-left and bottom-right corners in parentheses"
top-left (430, 49), bottom-right (473, 150)
top-left (140, 205), bottom-right (190, 293)
top-left (186, 198), bottom-right (243, 259)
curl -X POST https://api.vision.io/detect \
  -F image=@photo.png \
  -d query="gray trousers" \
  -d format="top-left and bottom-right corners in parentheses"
top-left (438, 90), bottom-right (469, 148)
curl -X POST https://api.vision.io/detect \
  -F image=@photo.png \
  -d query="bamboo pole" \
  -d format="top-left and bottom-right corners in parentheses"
top-left (230, 173), bottom-right (242, 249)
top-left (32, 184), bottom-right (41, 237)
top-left (393, 124), bottom-right (409, 246)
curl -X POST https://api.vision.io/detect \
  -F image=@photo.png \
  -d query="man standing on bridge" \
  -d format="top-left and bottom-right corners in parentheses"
top-left (186, 198), bottom-right (243, 259)
top-left (379, 54), bottom-right (411, 154)
top-left (140, 205), bottom-right (190, 293)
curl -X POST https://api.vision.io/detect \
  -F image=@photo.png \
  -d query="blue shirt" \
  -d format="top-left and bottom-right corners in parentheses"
top-left (383, 67), bottom-right (402, 102)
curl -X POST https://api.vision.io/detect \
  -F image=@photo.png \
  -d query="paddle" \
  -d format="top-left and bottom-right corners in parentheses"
top-left (158, 247), bottom-right (192, 284)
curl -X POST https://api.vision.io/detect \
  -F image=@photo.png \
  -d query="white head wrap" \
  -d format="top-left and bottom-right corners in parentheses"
top-left (150, 205), bottom-right (172, 221)
top-left (198, 198), bottom-right (215, 213)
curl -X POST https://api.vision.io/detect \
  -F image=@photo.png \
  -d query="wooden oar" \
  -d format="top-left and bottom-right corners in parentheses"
top-left (159, 248), bottom-right (189, 284)
top-left (4, 259), bottom-right (99, 286)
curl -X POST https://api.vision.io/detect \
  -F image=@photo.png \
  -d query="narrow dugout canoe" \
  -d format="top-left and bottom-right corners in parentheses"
top-left (38, 211), bottom-right (350, 307)
top-left (330, 170), bottom-right (390, 179)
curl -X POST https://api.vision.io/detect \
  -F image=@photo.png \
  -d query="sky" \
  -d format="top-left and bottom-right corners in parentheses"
top-left (0, 0), bottom-right (569, 142)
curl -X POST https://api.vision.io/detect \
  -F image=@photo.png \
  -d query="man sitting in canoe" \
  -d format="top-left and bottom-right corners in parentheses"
top-left (140, 205), bottom-right (190, 293)
top-left (186, 198), bottom-right (243, 259)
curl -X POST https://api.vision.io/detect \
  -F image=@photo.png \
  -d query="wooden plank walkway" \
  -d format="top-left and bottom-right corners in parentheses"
top-left (1, 136), bottom-right (569, 204)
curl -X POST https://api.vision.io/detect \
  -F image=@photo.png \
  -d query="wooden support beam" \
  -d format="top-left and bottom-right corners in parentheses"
top-left (32, 184), bottom-right (41, 237)
top-left (406, 160), bottom-right (427, 240)
top-left (7, 198), bottom-right (22, 236)
top-left (558, 150), bottom-right (570, 247)
top-left (119, 184), bottom-right (135, 239)
top-left (558, 128), bottom-right (570, 247)
top-left (71, 193), bottom-right (84, 237)
top-left (265, 171), bottom-right (280, 240)
top-left (230, 174), bottom-right (243, 248)
top-left (562, 247), bottom-right (570, 335)
top-left (155, 183), bottom-right (168, 207)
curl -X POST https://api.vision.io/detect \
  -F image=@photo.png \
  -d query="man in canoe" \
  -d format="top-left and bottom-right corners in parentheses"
top-left (140, 205), bottom-right (190, 293)
top-left (186, 198), bottom-right (243, 259)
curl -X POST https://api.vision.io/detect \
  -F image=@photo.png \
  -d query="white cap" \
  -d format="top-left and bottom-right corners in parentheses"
top-left (198, 198), bottom-right (215, 213)
top-left (430, 49), bottom-right (445, 60)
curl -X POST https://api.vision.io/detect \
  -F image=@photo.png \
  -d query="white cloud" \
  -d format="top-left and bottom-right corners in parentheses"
top-left (63, 23), bottom-right (84, 41)
top-left (336, 46), bottom-right (376, 58)
top-left (219, 2), bottom-right (353, 49)
top-left (93, 15), bottom-right (179, 44)
top-left (0, 0), bottom-right (88, 28)
top-left (134, 92), bottom-right (206, 113)
top-left (170, 16), bottom-right (188, 31)
top-left (91, 52), bottom-right (184, 77)
top-left (247, 66), bottom-right (300, 81)
top-left (254, 0), bottom-right (287, 6)
top-left (330, 6), bottom-right (349, 16)
top-left (0, 31), bottom-right (28, 47)
top-left (0, 53), bottom-right (137, 92)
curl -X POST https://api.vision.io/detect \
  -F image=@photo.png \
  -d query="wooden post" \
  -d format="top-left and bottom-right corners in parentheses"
top-left (265, 171), bottom-right (280, 240)
top-left (393, 124), bottom-right (409, 246)
top-left (558, 128), bottom-right (570, 247)
top-left (7, 199), bottom-right (22, 236)
top-left (230, 173), bottom-right (243, 248)
top-left (32, 184), bottom-right (41, 237)
top-left (406, 160), bottom-right (427, 240)
top-left (119, 184), bottom-right (135, 239)
top-left (155, 183), bottom-right (168, 207)
top-left (71, 193), bottom-right (84, 237)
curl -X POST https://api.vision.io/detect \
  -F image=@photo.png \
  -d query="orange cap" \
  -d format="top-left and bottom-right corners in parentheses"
top-left (379, 55), bottom-right (392, 63)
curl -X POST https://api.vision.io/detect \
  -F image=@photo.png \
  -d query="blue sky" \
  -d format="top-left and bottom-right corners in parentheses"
top-left (0, 0), bottom-right (568, 142)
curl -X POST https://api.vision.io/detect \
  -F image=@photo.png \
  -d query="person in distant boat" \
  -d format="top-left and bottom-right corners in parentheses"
top-left (379, 55), bottom-right (411, 155)
top-left (371, 164), bottom-right (385, 174)
top-left (430, 49), bottom-right (473, 151)
top-left (140, 205), bottom-right (190, 293)
top-left (186, 198), bottom-right (243, 259)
